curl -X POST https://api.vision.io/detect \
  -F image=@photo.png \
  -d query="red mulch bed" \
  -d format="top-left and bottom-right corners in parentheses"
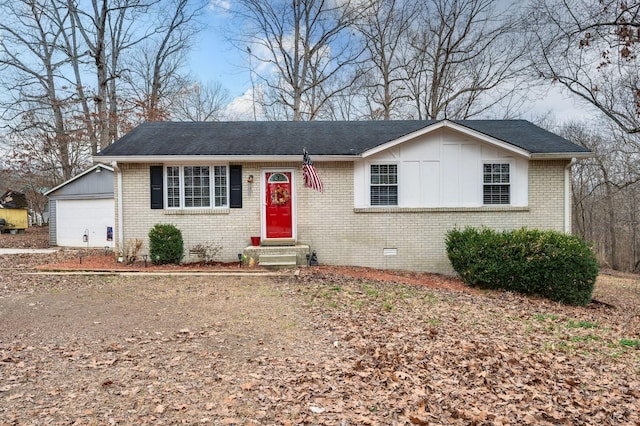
top-left (36, 253), bottom-right (473, 293)
top-left (36, 254), bottom-right (259, 272)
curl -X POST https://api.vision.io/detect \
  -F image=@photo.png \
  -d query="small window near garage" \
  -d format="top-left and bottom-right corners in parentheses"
top-left (483, 163), bottom-right (510, 204)
top-left (370, 164), bottom-right (398, 206)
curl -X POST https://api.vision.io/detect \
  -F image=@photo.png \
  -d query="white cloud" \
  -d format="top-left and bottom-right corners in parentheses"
top-left (208, 0), bottom-right (231, 12)
top-left (224, 87), bottom-right (264, 121)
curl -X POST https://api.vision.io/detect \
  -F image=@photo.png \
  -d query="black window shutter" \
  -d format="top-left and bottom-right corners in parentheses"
top-left (150, 166), bottom-right (163, 209)
top-left (229, 165), bottom-right (242, 208)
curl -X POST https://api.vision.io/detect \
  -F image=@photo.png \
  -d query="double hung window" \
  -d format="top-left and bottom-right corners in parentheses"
top-left (165, 165), bottom-right (228, 208)
top-left (370, 164), bottom-right (398, 206)
top-left (483, 163), bottom-right (510, 205)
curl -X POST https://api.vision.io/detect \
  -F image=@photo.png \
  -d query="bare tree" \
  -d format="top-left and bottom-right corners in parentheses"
top-left (169, 81), bottom-right (230, 121)
top-left (0, 0), bottom-right (85, 180)
top-left (405, 0), bottom-right (526, 120)
top-left (322, 75), bottom-right (370, 120)
top-left (528, 0), bottom-right (640, 134)
top-left (124, 0), bottom-right (208, 122)
top-left (564, 121), bottom-right (640, 271)
top-left (1, 0), bottom-right (206, 185)
top-left (230, 0), bottom-right (369, 121)
top-left (355, 0), bottom-right (417, 120)
top-left (68, 0), bottom-right (160, 151)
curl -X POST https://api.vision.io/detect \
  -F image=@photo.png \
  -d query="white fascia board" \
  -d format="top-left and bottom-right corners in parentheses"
top-left (530, 152), bottom-right (593, 160)
top-left (44, 164), bottom-right (114, 196)
top-left (361, 120), bottom-right (531, 159)
top-left (92, 155), bottom-right (357, 163)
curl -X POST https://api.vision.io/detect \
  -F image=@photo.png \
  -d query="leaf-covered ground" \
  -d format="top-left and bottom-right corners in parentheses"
top-left (0, 250), bottom-right (639, 425)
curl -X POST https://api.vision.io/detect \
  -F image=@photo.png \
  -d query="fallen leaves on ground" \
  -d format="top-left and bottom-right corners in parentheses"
top-left (0, 226), bottom-right (50, 249)
top-left (0, 230), bottom-right (639, 424)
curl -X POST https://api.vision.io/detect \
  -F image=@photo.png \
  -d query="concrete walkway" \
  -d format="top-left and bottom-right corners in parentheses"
top-left (0, 248), bottom-right (59, 255)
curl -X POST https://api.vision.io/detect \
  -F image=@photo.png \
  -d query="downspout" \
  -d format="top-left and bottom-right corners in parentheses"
top-left (110, 161), bottom-right (124, 253)
top-left (564, 157), bottom-right (577, 234)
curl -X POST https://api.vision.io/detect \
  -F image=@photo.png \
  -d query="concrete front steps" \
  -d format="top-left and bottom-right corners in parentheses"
top-left (258, 253), bottom-right (297, 269)
top-left (242, 244), bottom-right (310, 269)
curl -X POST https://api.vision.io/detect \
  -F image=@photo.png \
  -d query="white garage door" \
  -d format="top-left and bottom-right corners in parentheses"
top-left (56, 199), bottom-right (115, 247)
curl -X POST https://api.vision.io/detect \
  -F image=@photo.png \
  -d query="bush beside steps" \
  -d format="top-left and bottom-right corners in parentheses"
top-left (445, 227), bottom-right (599, 306)
top-left (148, 224), bottom-right (184, 265)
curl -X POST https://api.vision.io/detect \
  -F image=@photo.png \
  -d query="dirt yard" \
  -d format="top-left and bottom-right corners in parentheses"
top-left (1, 228), bottom-right (639, 425)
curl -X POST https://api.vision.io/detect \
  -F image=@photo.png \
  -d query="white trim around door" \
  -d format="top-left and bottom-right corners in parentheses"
top-left (261, 168), bottom-right (297, 242)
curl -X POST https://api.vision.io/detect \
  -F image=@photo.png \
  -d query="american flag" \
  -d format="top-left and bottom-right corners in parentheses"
top-left (303, 149), bottom-right (323, 192)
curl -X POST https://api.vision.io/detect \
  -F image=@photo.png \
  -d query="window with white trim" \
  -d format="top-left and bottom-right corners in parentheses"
top-left (213, 166), bottom-right (228, 207)
top-left (165, 165), bottom-right (228, 208)
top-left (184, 166), bottom-right (210, 207)
top-left (167, 166), bottom-right (180, 208)
top-left (370, 164), bottom-right (398, 206)
top-left (483, 163), bottom-right (510, 204)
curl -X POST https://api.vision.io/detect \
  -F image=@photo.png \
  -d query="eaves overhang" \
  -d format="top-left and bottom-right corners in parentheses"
top-left (529, 152), bottom-right (594, 160)
top-left (44, 163), bottom-right (114, 196)
top-left (93, 154), bottom-right (357, 164)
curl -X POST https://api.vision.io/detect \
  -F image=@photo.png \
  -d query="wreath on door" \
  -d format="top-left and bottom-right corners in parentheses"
top-left (271, 185), bottom-right (290, 206)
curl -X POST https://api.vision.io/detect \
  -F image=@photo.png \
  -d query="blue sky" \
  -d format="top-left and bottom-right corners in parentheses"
top-left (188, 1), bottom-right (597, 124)
top-left (188, 26), bottom-right (249, 99)
top-left (189, 3), bottom-right (251, 99)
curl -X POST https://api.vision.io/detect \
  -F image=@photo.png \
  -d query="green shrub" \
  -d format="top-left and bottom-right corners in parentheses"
top-left (445, 227), bottom-right (599, 306)
top-left (148, 224), bottom-right (184, 265)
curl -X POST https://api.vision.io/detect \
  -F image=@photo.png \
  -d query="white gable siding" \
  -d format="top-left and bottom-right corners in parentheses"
top-left (354, 129), bottom-right (528, 208)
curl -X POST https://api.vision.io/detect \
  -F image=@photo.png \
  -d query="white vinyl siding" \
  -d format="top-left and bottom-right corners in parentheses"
top-left (354, 128), bottom-right (528, 208)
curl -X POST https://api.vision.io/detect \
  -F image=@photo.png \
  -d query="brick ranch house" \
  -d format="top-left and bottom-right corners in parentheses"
top-left (94, 120), bottom-right (591, 273)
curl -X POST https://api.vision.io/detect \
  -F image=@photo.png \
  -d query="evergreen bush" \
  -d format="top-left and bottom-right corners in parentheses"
top-left (148, 224), bottom-right (184, 265)
top-left (445, 227), bottom-right (599, 306)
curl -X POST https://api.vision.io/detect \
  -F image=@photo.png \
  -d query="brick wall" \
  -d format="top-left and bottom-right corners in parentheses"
top-left (115, 160), bottom-right (569, 274)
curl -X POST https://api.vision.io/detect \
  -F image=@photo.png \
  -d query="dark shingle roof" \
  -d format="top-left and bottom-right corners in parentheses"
top-left (97, 120), bottom-right (590, 158)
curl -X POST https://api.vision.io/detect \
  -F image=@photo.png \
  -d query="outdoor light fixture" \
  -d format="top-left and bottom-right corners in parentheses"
top-left (238, 253), bottom-right (243, 267)
top-left (247, 174), bottom-right (254, 183)
top-left (104, 246), bottom-right (110, 256)
top-left (82, 232), bottom-right (88, 243)
top-left (142, 254), bottom-right (148, 267)
top-left (309, 250), bottom-right (319, 266)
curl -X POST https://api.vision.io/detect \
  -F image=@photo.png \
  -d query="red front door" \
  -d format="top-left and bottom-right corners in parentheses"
top-left (265, 172), bottom-right (293, 239)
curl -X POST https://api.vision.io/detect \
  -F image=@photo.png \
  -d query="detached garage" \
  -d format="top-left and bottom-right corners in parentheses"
top-left (45, 164), bottom-right (115, 248)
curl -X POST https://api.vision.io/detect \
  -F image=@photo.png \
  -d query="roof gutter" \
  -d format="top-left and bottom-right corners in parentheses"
top-left (530, 152), bottom-right (593, 160)
top-left (564, 157), bottom-right (577, 234)
top-left (93, 154), bottom-right (358, 164)
top-left (110, 161), bottom-right (124, 253)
